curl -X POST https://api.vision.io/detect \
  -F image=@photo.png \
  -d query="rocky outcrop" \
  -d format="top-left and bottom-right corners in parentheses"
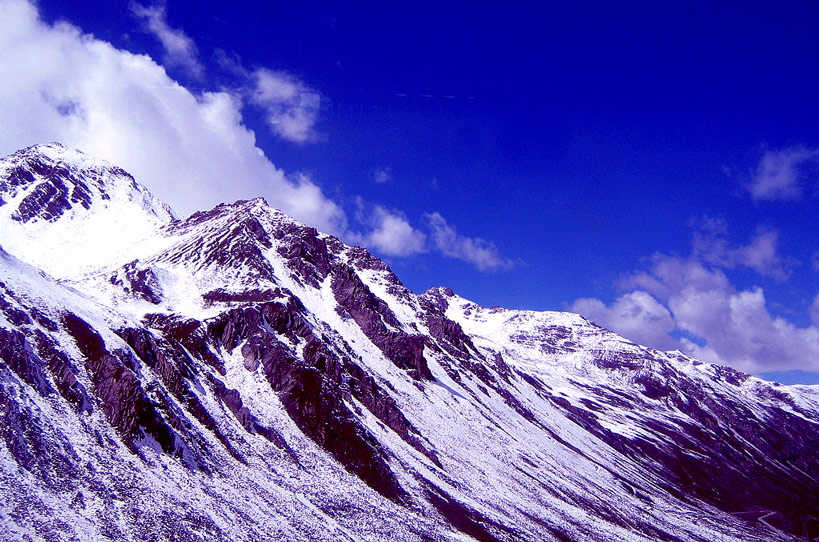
top-left (115, 326), bottom-right (246, 460)
top-left (0, 327), bottom-right (53, 396)
top-left (33, 329), bottom-right (93, 413)
top-left (110, 261), bottom-right (163, 304)
top-left (61, 313), bottom-right (183, 457)
top-left (210, 303), bottom-right (408, 501)
top-left (273, 220), bottom-right (333, 287)
top-left (332, 263), bottom-right (431, 380)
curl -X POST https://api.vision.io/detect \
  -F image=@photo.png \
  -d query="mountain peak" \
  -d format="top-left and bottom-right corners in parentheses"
top-left (0, 143), bottom-right (176, 278)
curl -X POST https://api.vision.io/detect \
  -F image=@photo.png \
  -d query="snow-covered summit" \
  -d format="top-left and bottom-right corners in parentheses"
top-left (0, 143), bottom-right (176, 278)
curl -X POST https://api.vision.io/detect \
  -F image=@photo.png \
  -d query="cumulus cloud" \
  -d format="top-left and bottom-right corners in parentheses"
top-left (571, 291), bottom-right (677, 350)
top-left (252, 69), bottom-right (321, 144)
top-left (747, 146), bottom-right (819, 201)
top-left (579, 253), bottom-right (819, 373)
top-left (623, 254), bottom-right (732, 301)
top-left (423, 212), bottom-right (515, 272)
top-left (572, 221), bottom-right (819, 373)
top-left (352, 203), bottom-right (426, 257)
top-left (0, 0), bottom-right (343, 232)
top-left (131, 2), bottom-right (203, 78)
top-left (669, 285), bottom-right (819, 373)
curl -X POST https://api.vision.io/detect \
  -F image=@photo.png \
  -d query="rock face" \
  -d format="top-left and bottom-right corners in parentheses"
top-left (2, 144), bottom-right (819, 541)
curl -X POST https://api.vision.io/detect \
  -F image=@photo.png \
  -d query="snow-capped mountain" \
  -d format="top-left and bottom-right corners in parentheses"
top-left (0, 143), bottom-right (175, 278)
top-left (2, 144), bottom-right (819, 541)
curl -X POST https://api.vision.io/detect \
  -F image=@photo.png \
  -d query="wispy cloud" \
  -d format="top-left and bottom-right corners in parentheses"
top-left (747, 146), bottom-right (819, 201)
top-left (691, 218), bottom-right (797, 281)
top-left (423, 212), bottom-right (515, 272)
top-left (131, 2), bottom-right (203, 78)
top-left (348, 204), bottom-right (517, 271)
top-left (811, 251), bottom-right (819, 271)
top-left (252, 69), bottom-right (321, 144)
top-left (373, 167), bottom-right (392, 184)
top-left (132, 3), bottom-right (321, 145)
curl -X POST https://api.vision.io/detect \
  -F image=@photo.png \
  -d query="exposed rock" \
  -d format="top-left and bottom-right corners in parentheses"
top-left (33, 329), bottom-right (93, 412)
top-left (62, 313), bottom-right (182, 456)
top-left (274, 221), bottom-right (332, 287)
top-left (332, 263), bottom-right (431, 380)
top-left (110, 262), bottom-right (163, 304)
top-left (0, 327), bottom-right (53, 396)
top-left (207, 302), bottom-right (408, 502)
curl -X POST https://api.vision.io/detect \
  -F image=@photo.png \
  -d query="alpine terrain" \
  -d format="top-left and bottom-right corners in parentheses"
top-left (2, 143), bottom-right (819, 542)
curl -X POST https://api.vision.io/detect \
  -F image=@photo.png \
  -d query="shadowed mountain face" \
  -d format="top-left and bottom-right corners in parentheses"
top-left (2, 144), bottom-right (819, 541)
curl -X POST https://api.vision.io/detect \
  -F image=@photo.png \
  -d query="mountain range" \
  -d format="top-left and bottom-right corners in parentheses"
top-left (2, 143), bottom-right (819, 541)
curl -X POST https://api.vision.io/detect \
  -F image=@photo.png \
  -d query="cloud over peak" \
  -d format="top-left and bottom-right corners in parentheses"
top-left (0, 0), bottom-right (516, 274)
top-left (571, 291), bottom-right (677, 350)
top-left (0, 0), bottom-right (341, 231)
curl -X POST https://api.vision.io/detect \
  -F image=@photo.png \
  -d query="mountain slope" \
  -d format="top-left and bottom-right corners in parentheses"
top-left (2, 144), bottom-right (818, 541)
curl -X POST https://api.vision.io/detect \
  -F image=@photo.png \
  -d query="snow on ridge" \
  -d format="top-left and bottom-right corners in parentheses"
top-left (1, 142), bottom-right (177, 221)
top-left (0, 143), bottom-right (177, 280)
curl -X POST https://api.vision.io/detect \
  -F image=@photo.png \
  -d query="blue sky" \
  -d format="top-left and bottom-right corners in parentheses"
top-left (2, 0), bottom-right (819, 382)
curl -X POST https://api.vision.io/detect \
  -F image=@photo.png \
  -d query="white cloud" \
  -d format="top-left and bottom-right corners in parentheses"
top-left (747, 146), bottom-right (819, 201)
top-left (575, 214), bottom-right (819, 373)
top-left (610, 253), bottom-right (819, 373)
top-left (348, 204), bottom-right (518, 269)
top-left (252, 69), bottom-right (321, 144)
top-left (811, 295), bottom-right (819, 327)
top-left (131, 2), bottom-right (203, 78)
top-left (423, 212), bottom-right (514, 272)
top-left (353, 205), bottom-right (426, 257)
top-left (734, 229), bottom-right (792, 279)
top-left (670, 286), bottom-right (819, 373)
top-left (622, 255), bottom-right (731, 301)
top-left (0, 0), bottom-right (344, 233)
top-left (373, 167), bottom-right (392, 184)
top-left (692, 223), bottom-right (795, 281)
top-left (571, 291), bottom-right (677, 350)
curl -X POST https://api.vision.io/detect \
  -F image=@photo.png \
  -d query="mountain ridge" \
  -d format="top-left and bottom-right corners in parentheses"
top-left (2, 144), bottom-right (819, 541)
